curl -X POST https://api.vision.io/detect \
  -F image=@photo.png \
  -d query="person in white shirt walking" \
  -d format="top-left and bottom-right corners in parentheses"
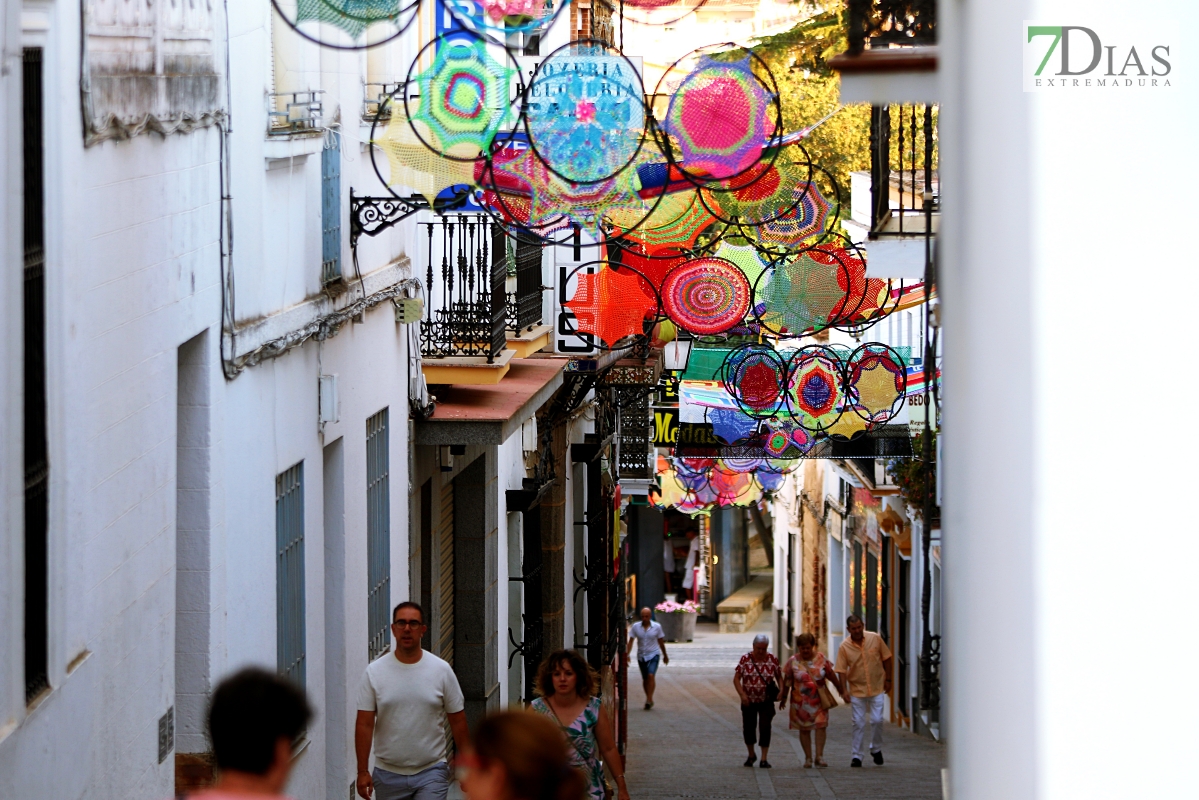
top-left (627, 607), bottom-right (669, 709)
top-left (681, 529), bottom-right (700, 601)
top-left (356, 601), bottom-right (470, 800)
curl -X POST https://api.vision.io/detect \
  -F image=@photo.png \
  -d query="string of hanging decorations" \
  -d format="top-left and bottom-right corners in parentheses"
top-left (289, 0), bottom-right (931, 488)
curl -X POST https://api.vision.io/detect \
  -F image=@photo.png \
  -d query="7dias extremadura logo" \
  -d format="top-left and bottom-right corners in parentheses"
top-left (1023, 22), bottom-right (1174, 92)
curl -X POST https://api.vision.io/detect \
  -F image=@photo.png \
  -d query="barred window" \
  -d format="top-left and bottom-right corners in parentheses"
top-left (277, 463), bottom-right (306, 686)
top-left (366, 410), bottom-right (391, 660)
top-left (321, 136), bottom-right (341, 284)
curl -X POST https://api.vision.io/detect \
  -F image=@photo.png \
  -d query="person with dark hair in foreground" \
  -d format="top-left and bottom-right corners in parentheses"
top-left (529, 650), bottom-right (630, 800)
top-left (459, 711), bottom-right (587, 800)
top-left (356, 601), bottom-right (469, 800)
top-left (190, 667), bottom-right (312, 799)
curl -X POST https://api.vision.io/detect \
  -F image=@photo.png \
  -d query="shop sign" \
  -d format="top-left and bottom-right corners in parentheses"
top-left (653, 407), bottom-right (678, 446)
top-left (527, 54), bottom-right (642, 99)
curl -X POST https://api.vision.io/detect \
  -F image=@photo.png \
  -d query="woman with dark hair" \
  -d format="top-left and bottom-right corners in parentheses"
top-left (460, 711), bottom-right (588, 800)
top-left (529, 650), bottom-right (630, 800)
top-left (780, 632), bottom-right (845, 768)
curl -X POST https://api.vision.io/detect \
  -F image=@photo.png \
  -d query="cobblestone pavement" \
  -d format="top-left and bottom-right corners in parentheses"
top-left (625, 619), bottom-right (945, 800)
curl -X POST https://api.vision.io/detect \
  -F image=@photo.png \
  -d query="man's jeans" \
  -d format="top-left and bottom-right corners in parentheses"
top-left (849, 694), bottom-right (885, 760)
top-left (373, 762), bottom-right (451, 800)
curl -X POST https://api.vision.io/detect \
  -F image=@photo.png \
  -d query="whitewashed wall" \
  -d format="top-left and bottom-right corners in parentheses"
top-left (941, 0), bottom-right (1197, 797)
top-left (0, 0), bottom-right (30, 786)
top-left (0, 1), bottom-right (420, 798)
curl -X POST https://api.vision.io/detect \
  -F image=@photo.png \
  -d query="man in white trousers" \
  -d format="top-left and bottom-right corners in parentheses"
top-left (834, 614), bottom-right (893, 768)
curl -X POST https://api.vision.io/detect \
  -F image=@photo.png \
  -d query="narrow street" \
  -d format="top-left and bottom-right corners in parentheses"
top-left (626, 621), bottom-right (945, 800)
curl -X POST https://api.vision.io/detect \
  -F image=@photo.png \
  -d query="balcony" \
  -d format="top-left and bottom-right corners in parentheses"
top-left (267, 90), bottom-right (325, 136)
top-left (844, 103), bottom-right (938, 279)
top-left (363, 82), bottom-right (403, 122)
top-left (829, 1), bottom-right (937, 104)
top-left (418, 215), bottom-right (549, 385)
top-left (504, 232), bottom-right (552, 358)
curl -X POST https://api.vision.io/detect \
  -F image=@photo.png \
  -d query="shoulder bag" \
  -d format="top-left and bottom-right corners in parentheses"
top-left (814, 660), bottom-right (838, 710)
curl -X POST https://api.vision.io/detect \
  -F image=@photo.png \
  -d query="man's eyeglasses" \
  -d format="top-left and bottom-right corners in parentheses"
top-left (391, 619), bottom-right (424, 628)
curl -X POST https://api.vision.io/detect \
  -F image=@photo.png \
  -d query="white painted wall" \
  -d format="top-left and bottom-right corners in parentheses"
top-left (0, 2), bottom-right (421, 798)
top-left (497, 425), bottom-right (524, 708)
top-left (620, 0), bottom-right (805, 91)
top-left (0, 0), bottom-right (27, 763)
top-left (941, 0), bottom-right (1197, 797)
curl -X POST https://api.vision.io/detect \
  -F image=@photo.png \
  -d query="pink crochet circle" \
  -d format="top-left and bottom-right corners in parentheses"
top-left (661, 257), bottom-right (751, 335)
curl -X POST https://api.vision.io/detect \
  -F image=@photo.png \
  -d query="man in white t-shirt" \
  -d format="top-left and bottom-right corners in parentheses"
top-left (627, 607), bottom-right (669, 710)
top-left (355, 602), bottom-right (468, 800)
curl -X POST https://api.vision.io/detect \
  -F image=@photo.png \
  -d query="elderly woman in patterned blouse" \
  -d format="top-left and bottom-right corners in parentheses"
top-left (733, 634), bottom-right (781, 768)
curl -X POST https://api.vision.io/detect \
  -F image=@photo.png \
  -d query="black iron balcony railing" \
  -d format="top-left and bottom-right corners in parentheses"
top-left (846, 0), bottom-right (937, 56)
top-left (509, 233), bottom-right (545, 332)
top-left (420, 215), bottom-right (508, 361)
top-left (868, 103), bottom-right (938, 239)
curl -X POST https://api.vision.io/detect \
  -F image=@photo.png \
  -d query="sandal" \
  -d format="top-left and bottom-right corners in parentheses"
top-left (815, 758), bottom-right (828, 768)
top-left (803, 759), bottom-right (813, 769)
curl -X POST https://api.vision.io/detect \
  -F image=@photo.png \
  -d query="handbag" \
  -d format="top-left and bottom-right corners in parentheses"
top-left (813, 659), bottom-right (838, 710)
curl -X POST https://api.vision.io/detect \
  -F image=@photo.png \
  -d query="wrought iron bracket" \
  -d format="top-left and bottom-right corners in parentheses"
top-left (573, 558), bottom-right (600, 603)
top-left (507, 627), bottom-right (527, 668)
top-left (543, 371), bottom-right (598, 427)
top-left (349, 187), bottom-right (471, 249)
top-left (506, 620), bottom-right (545, 669)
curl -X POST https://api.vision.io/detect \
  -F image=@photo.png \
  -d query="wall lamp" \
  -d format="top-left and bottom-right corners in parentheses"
top-left (662, 337), bottom-right (693, 373)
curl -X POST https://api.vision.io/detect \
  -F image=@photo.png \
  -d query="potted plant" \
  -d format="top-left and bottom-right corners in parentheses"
top-left (655, 599), bottom-right (699, 642)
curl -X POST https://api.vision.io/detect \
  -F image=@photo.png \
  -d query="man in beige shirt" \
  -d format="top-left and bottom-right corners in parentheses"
top-left (834, 614), bottom-right (893, 767)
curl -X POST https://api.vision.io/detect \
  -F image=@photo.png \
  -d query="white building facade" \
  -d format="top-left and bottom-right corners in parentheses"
top-left (0, 3), bottom-right (615, 796)
top-left (1, 2), bottom-right (425, 797)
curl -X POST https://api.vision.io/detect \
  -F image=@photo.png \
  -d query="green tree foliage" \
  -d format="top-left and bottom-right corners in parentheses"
top-left (886, 431), bottom-right (939, 521)
top-left (739, 4), bottom-right (871, 207)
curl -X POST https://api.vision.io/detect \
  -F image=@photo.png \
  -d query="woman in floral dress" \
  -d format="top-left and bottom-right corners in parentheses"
top-left (780, 632), bottom-right (846, 768)
top-left (530, 650), bottom-right (630, 800)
